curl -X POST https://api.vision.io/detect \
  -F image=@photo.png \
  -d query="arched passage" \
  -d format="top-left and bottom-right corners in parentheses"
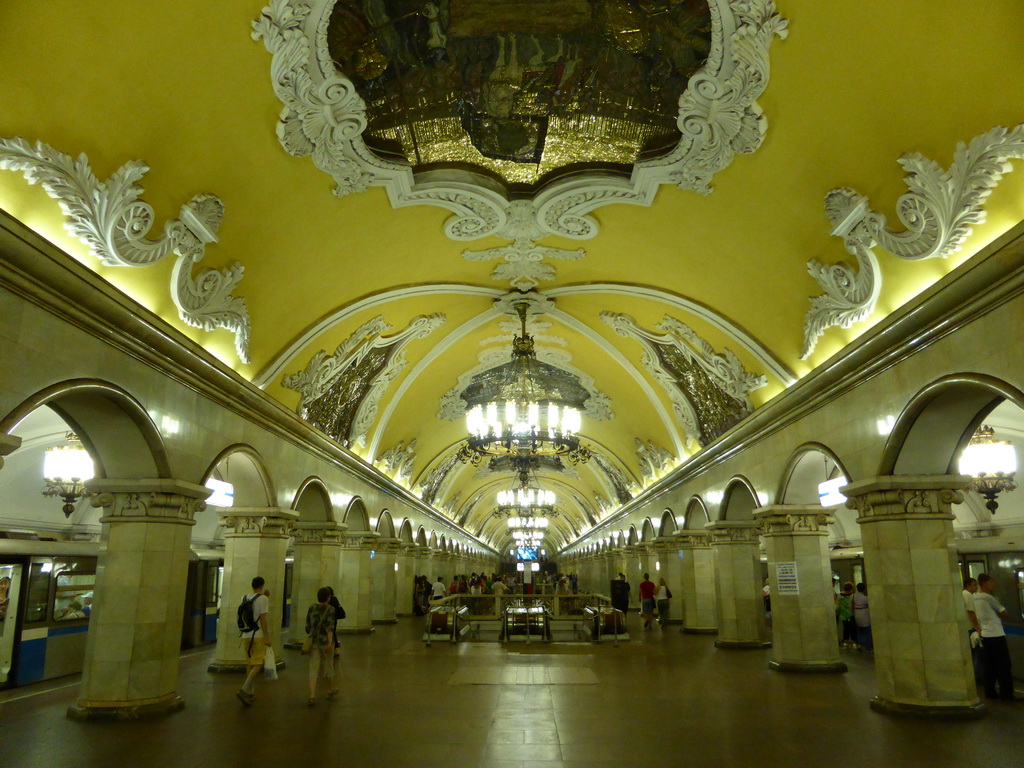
top-left (683, 497), bottom-right (710, 529)
top-left (2, 379), bottom-right (170, 480)
top-left (202, 445), bottom-right (273, 508)
top-left (778, 444), bottom-right (850, 504)
top-left (292, 477), bottom-right (334, 523)
top-left (720, 478), bottom-right (760, 521)
top-left (880, 374), bottom-right (1024, 476)
top-left (658, 509), bottom-right (677, 537)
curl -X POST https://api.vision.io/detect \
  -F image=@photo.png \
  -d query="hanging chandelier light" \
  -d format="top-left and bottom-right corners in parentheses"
top-left (507, 516), bottom-right (550, 529)
top-left (42, 432), bottom-right (94, 518)
top-left (958, 425), bottom-right (1017, 514)
top-left (457, 301), bottom-right (591, 472)
top-left (493, 478), bottom-right (559, 521)
top-left (511, 530), bottom-right (544, 547)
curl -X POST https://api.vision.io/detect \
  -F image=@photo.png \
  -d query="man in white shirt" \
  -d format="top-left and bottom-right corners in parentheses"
top-left (963, 578), bottom-right (983, 683)
top-left (974, 574), bottom-right (1018, 702)
top-left (238, 576), bottom-right (271, 706)
top-left (431, 577), bottom-right (448, 601)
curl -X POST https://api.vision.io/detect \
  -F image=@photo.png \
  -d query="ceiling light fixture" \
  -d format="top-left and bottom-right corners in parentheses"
top-left (42, 432), bottom-right (94, 518)
top-left (457, 301), bottom-right (591, 473)
top-left (959, 425), bottom-right (1017, 514)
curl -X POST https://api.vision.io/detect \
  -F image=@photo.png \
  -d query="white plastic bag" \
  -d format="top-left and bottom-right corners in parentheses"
top-left (263, 645), bottom-right (279, 680)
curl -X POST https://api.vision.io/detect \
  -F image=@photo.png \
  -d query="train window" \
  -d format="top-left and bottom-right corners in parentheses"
top-left (853, 564), bottom-right (863, 586)
top-left (24, 563), bottom-right (50, 623)
top-left (205, 563), bottom-right (222, 608)
top-left (967, 559), bottom-right (987, 581)
top-left (54, 570), bottom-right (95, 621)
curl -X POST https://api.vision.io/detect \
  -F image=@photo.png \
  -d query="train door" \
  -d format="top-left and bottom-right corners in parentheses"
top-left (282, 561), bottom-right (293, 629)
top-left (0, 563), bottom-right (23, 684)
top-left (203, 561), bottom-right (223, 643)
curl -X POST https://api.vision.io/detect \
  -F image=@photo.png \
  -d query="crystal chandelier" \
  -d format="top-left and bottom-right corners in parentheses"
top-left (493, 479), bottom-right (559, 521)
top-left (507, 516), bottom-right (550, 529)
top-left (457, 301), bottom-right (591, 471)
top-left (511, 530), bottom-right (544, 547)
top-left (959, 425), bottom-right (1017, 514)
top-left (42, 433), bottom-right (94, 517)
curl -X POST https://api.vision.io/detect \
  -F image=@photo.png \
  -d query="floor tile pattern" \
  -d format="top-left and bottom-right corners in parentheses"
top-left (0, 618), bottom-right (1020, 767)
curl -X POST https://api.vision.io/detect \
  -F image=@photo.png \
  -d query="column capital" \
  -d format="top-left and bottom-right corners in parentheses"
top-left (0, 433), bottom-right (21, 471)
top-left (292, 521), bottom-right (346, 545)
top-left (87, 478), bottom-right (209, 525)
top-left (842, 475), bottom-right (968, 522)
top-left (674, 530), bottom-right (711, 549)
top-left (753, 505), bottom-right (834, 536)
top-left (220, 506), bottom-right (298, 537)
top-left (341, 530), bottom-right (380, 550)
top-left (653, 536), bottom-right (680, 552)
top-left (375, 536), bottom-right (402, 553)
top-left (705, 519), bottom-right (761, 545)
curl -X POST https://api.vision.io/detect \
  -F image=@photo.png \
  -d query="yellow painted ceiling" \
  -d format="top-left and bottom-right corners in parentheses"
top-left (2, 0), bottom-right (1024, 551)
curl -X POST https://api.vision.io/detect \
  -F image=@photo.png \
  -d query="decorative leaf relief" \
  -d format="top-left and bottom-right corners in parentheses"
top-left (0, 138), bottom-right (251, 363)
top-left (253, 0), bottom-right (373, 198)
top-left (0, 138), bottom-right (176, 267)
top-left (801, 123), bottom-right (1024, 359)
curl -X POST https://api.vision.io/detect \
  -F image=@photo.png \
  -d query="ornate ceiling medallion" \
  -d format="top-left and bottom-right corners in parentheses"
top-left (253, 0), bottom-right (786, 250)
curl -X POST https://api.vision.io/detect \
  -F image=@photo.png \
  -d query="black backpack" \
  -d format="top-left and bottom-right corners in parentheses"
top-left (237, 594), bottom-right (260, 634)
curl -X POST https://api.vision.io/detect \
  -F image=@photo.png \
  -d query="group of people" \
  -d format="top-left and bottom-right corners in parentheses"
top-left (964, 574), bottom-right (1018, 702)
top-left (236, 576), bottom-right (344, 708)
top-left (834, 580), bottom-right (872, 652)
top-left (612, 572), bottom-right (673, 629)
top-left (413, 573), bottom-right (521, 614)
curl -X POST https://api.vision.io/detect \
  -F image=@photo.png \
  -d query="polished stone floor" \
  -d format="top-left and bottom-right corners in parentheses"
top-left (0, 618), bottom-right (1020, 768)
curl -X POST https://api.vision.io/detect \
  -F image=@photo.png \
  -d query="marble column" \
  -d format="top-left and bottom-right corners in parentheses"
top-left (394, 545), bottom-right (416, 616)
top-left (208, 507), bottom-right (296, 672)
top-left (707, 521), bottom-right (769, 649)
top-left (337, 530), bottom-right (379, 634)
top-left (676, 531), bottom-right (717, 634)
top-left (371, 538), bottom-right (399, 625)
top-left (69, 478), bottom-right (208, 720)
top-left (654, 538), bottom-right (684, 625)
top-left (843, 476), bottom-right (983, 719)
top-left (286, 522), bottom-right (345, 648)
top-left (754, 505), bottom-right (845, 673)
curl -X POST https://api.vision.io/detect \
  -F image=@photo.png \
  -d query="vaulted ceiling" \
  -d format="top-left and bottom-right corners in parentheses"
top-left (2, 1), bottom-right (1023, 554)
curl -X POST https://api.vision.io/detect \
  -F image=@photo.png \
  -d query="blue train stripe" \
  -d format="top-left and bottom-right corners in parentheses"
top-left (47, 623), bottom-right (89, 637)
top-left (1004, 625), bottom-right (1024, 637)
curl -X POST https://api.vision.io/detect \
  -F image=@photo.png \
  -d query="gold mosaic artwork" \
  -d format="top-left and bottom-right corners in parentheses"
top-left (327, 0), bottom-right (712, 187)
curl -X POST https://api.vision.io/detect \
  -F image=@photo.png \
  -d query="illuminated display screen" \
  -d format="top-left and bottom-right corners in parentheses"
top-left (517, 547), bottom-right (538, 561)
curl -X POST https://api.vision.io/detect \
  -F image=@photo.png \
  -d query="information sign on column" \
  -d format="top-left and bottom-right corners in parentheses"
top-left (776, 562), bottom-right (799, 595)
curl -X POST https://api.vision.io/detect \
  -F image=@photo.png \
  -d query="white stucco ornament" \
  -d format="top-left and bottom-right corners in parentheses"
top-left (802, 122), bottom-right (1024, 359)
top-left (0, 138), bottom-right (251, 363)
top-left (253, 0), bottom-right (787, 284)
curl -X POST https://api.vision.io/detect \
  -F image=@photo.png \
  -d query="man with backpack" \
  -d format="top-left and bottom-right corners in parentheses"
top-left (236, 575), bottom-right (271, 706)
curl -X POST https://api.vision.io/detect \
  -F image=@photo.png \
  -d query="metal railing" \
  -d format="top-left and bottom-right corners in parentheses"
top-left (421, 593), bottom-right (618, 645)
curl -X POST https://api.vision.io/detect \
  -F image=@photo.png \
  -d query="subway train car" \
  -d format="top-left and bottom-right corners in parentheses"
top-left (0, 539), bottom-right (227, 690)
top-left (829, 543), bottom-right (1024, 679)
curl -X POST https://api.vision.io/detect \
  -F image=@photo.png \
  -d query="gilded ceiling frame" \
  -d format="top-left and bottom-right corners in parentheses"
top-left (253, 0), bottom-right (788, 281)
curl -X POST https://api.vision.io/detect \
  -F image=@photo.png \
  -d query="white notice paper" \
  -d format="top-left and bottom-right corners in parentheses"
top-left (776, 562), bottom-right (799, 595)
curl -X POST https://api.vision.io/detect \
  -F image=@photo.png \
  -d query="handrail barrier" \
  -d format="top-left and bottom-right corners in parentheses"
top-left (421, 593), bottom-right (625, 645)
